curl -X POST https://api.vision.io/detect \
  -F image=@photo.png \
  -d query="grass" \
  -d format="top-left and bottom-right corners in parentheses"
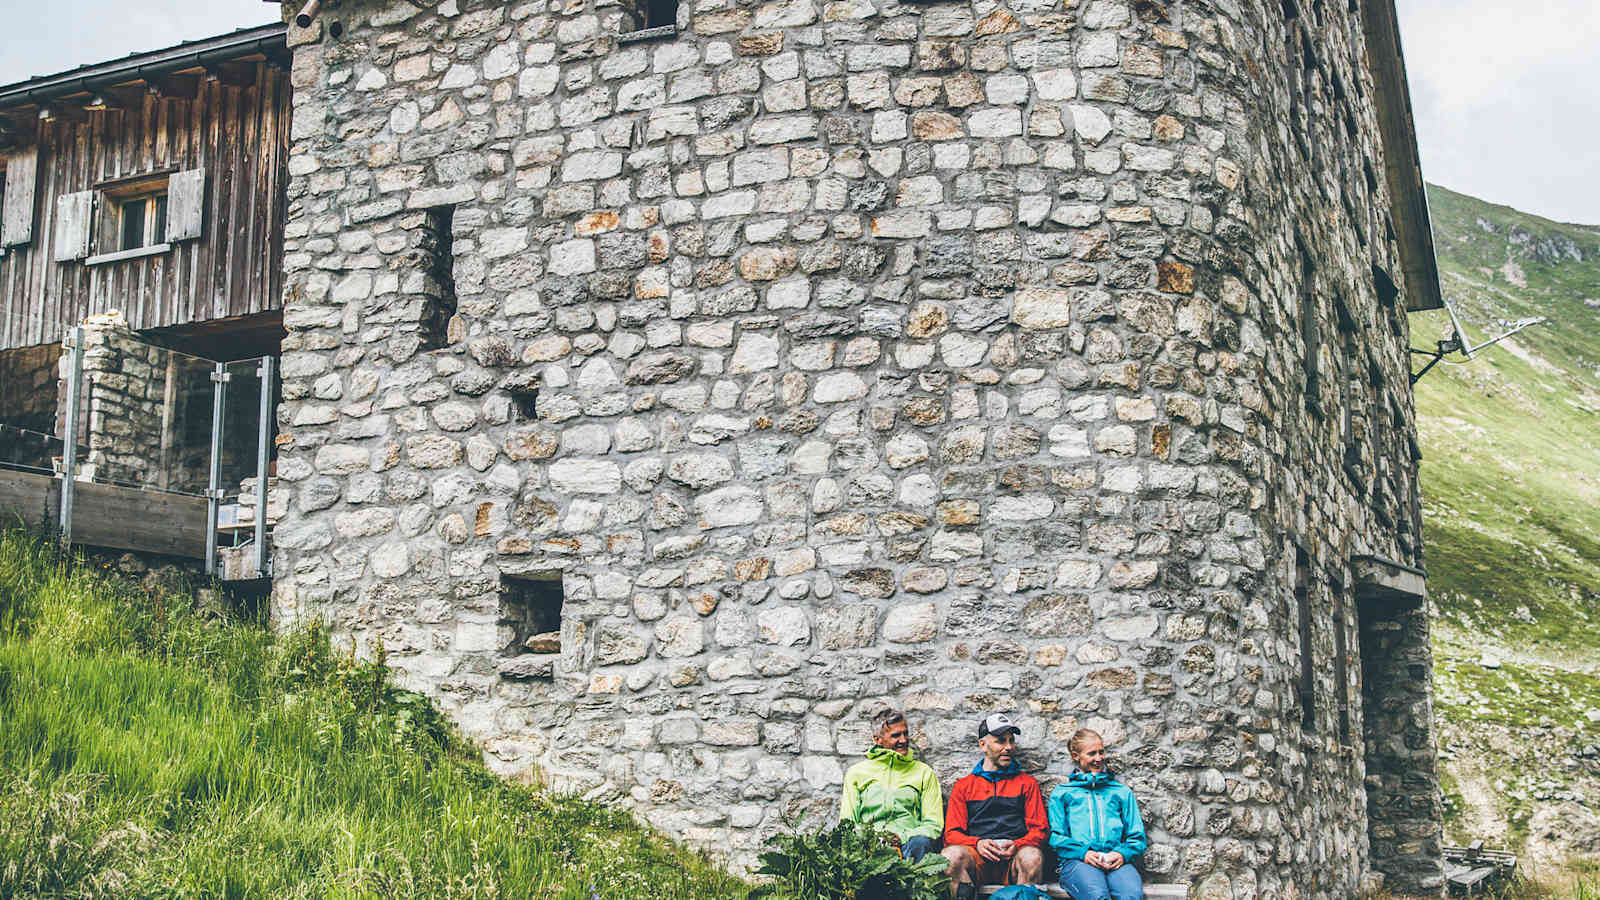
top-left (1417, 184), bottom-right (1600, 883)
top-left (0, 528), bottom-right (748, 899)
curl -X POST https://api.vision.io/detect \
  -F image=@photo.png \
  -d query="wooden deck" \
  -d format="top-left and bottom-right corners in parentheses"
top-left (0, 468), bottom-right (207, 558)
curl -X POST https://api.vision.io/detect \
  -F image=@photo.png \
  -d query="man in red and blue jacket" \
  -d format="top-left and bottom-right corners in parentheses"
top-left (941, 714), bottom-right (1048, 900)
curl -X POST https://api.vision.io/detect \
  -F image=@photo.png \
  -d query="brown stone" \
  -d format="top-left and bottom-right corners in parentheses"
top-left (1152, 114), bottom-right (1185, 142)
top-left (523, 631), bottom-right (561, 653)
top-left (906, 302), bottom-right (949, 338)
top-left (938, 499), bottom-right (980, 526)
top-left (690, 592), bottom-right (720, 616)
top-left (504, 427), bottom-right (559, 460)
top-left (738, 32), bottom-right (784, 55)
top-left (877, 512), bottom-right (929, 535)
top-left (474, 502), bottom-right (493, 536)
top-left (942, 73), bottom-right (984, 108)
top-left (918, 40), bottom-right (965, 72)
top-left (575, 210), bottom-right (619, 235)
top-left (1152, 423), bottom-right (1171, 458)
top-left (975, 8), bottom-right (1021, 35)
top-left (1157, 260), bottom-right (1196, 294)
top-left (734, 556), bottom-right (772, 581)
top-left (739, 247), bottom-right (798, 281)
top-left (911, 111), bottom-right (963, 140)
top-left (902, 396), bottom-right (946, 425)
top-left (1086, 667), bottom-right (1139, 689)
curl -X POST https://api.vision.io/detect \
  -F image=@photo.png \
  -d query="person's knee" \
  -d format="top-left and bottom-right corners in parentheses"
top-left (1106, 865), bottom-right (1143, 900)
top-left (942, 844), bottom-right (978, 876)
top-left (901, 835), bottom-right (938, 861)
top-left (1059, 861), bottom-right (1112, 900)
top-left (1014, 846), bottom-right (1044, 880)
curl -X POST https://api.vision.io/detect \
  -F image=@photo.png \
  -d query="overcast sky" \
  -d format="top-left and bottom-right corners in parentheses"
top-left (0, 0), bottom-right (1594, 224)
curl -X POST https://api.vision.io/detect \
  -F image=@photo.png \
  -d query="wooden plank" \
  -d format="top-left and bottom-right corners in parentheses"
top-left (2, 146), bottom-right (38, 246)
top-left (67, 480), bottom-right (206, 558)
top-left (54, 190), bottom-right (95, 262)
top-left (0, 469), bottom-right (58, 531)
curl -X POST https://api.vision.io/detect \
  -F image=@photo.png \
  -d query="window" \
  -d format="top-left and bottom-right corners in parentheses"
top-left (618, 0), bottom-right (677, 40)
top-left (497, 574), bottom-right (564, 680)
top-left (417, 204), bottom-right (457, 350)
top-left (1296, 547), bottom-right (1316, 733)
top-left (1298, 239), bottom-right (1321, 414)
top-left (55, 167), bottom-right (204, 266)
top-left (118, 190), bottom-right (169, 251)
top-left (1333, 591), bottom-right (1352, 747)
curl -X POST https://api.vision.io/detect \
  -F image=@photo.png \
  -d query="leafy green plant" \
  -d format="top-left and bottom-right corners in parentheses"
top-left (751, 821), bottom-right (948, 900)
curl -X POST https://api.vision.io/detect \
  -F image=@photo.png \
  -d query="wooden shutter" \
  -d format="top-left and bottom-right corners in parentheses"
top-left (166, 167), bottom-right (206, 242)
top-left (54, 191), bottom-right (95, 262)
top-left (1, 147), bottom-right (37, 247)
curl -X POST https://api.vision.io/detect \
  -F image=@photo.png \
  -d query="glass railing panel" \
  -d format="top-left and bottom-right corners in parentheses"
top-left (74, 330), bottom-right (217, 497)
top-left (0, 424), bottom-right (63, 477)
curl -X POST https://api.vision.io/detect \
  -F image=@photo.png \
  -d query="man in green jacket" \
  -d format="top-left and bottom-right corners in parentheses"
top-left (840, 709), bottom-right (945, 862)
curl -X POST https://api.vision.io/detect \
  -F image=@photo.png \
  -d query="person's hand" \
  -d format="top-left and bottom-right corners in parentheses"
top-left (994, 839), bottom-right (1016, 858)
top-left (1101, 851), bottom-right (1125, 871)
top-left (1082, 850), bottom-right (1103, 868)
top-left (976, 838), bottom-right (1009, 861)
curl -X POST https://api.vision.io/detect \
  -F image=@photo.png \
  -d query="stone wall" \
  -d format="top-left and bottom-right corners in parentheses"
top-left (271, 0), bottom-right (1443, 894)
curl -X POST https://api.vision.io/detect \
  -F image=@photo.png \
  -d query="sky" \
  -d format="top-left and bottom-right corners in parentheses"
top-left (0, 0), bottom-right (1595, 224)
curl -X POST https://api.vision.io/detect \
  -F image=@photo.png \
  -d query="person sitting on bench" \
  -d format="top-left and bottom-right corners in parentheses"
top-left (1048, 729), bottom-right (1147, 900)
top-left (841, 708), bottom-right (946, 863)
top-left (941, 713), bottom-right (1048, 900)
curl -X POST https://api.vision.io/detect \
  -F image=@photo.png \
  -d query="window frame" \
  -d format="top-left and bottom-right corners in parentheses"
top-left (84, 171), bottom-right (175, 267)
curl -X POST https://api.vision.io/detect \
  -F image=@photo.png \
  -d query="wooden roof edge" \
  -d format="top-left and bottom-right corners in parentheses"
top-left (1360, 0), bottom-right (1444, 313)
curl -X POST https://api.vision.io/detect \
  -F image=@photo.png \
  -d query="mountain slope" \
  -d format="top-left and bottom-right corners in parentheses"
top-left (1416, 184), bottom-right (1600, 869)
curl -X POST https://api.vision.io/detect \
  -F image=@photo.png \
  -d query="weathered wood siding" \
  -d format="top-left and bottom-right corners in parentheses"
top-left (0, 62), bottom-right (289, 351)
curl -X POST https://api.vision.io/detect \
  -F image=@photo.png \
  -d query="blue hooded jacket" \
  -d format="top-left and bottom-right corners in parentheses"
top-left (1046, 770), bottom-right (1147, 863)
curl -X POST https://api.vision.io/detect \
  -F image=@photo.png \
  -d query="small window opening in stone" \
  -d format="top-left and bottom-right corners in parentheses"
top-left (619, 0), bottom-right (677, 38)
top-left (1333, 596), bottom-right (1352, 747)
top-left (1371, 263), bottom-right (1398, 308)
top-left (511, 388), bottom-right (538, 421)
top-left (500, 574), bottom-right (563, 656)
top-left (1299, 239), bottom-right (1321, 414)
top-left (418, 204), bottom-right (457, 350)
top-left (1296, 548), bottom-right (1316, 734)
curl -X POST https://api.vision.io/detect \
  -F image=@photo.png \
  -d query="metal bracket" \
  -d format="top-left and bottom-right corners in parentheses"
top-left (210, 371), bottom-right (232, 384)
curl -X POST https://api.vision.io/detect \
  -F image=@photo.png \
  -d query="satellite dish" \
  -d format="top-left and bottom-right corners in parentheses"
top-left (1411, 296), bottom-right (1548, 384)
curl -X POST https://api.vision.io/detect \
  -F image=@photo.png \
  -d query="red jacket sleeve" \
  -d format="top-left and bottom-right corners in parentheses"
top-left (1018, 776), bottom-right (1049, 848)
top-left (942, 776), bottom-right (978, 846)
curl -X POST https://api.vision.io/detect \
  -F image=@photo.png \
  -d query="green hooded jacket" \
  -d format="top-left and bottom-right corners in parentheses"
top-left (839, 746), bottom-right (944, 842)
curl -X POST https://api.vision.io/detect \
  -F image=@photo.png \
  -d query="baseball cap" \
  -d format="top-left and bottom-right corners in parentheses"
top-left (977, 713), bottom-right (1021, 739)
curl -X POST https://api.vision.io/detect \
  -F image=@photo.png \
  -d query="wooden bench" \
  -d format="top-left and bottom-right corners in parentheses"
top-left (977, 884), bottom-right (1189, 899)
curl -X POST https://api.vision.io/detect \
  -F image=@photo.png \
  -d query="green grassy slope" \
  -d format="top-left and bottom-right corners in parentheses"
top-left (1417, 184), bottom-right (1600, 861)
top-left (0, 530), bottom-right (747, 899)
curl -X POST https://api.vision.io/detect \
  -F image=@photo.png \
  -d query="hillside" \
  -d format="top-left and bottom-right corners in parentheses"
top-left (0, 530), bottom-right (746, 899)
top-left (1416, 184), bottom-right (1600, 874)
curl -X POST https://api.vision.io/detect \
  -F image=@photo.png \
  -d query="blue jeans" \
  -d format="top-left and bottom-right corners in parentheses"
top-left (1061, 859), bottom-right (1143, 900)
top-left (901, 835), bottom-right (938, 862)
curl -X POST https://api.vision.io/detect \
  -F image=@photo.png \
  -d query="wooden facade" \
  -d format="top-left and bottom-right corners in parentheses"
top-left (0, 29), bottom-right (290, 353)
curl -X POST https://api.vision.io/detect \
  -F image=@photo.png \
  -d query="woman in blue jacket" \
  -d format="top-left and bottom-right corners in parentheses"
top-left (1047, 729), bottom-right (1146, 900)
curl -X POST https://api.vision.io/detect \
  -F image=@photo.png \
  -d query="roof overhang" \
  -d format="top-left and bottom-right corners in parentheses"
top-left (1352, 554), bottom-right (1428, 612)
top-left (0, 23), bottom-right (288, 114)
top-left (1361, 0), bottom-right (1444, 312)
